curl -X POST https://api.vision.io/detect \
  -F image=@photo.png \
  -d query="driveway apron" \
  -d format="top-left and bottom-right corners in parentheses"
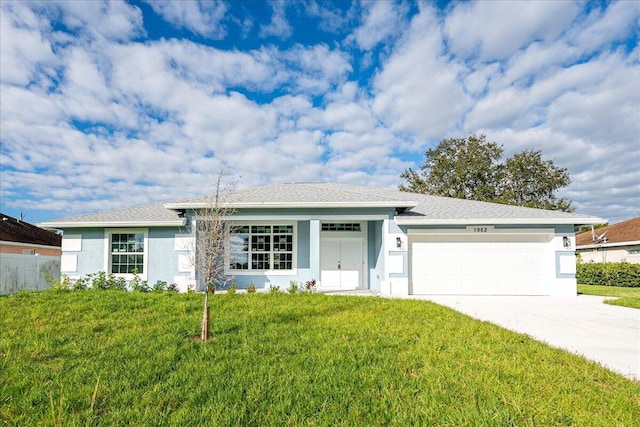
top-left (410, 295), bottom-right (640, 381)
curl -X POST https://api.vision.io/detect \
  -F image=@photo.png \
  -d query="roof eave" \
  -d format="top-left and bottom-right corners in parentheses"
top-left (394, 216), bottom-right (606, 226)
top-left (38, 219), bottom-right (187, 229)
top-left (577, 240), bottom-right (640, 249)
top-left (164, 201), bottom-right (417, 209)
top-left (0, 240), bottom-right (61, 250)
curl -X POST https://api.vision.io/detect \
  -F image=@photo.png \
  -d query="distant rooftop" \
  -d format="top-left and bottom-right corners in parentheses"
top-left (1, 213), bottom-right (62, 247)
top-left (576, 217), bottom-right (640, 247)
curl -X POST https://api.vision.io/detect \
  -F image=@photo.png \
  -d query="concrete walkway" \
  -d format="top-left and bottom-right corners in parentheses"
top-left (407, 295), bottom-right (640, 381)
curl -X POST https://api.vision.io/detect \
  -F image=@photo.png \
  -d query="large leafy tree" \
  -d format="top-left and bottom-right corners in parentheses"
top-left (399, 134), bottom-right (574, 212)
top-left (499, 149), bottom-right (573, 211)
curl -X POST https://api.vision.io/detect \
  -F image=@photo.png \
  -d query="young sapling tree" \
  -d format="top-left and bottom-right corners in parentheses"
top-left (188, 173), bottom-right (237, 341)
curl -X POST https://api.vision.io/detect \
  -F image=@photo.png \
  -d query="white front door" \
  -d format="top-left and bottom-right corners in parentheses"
top-left (320, 238), bottom-right (363, 290)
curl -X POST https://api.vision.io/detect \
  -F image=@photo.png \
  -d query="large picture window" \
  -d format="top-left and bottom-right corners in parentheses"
top-left (229, 224), bottom-right (294, 271)
top-left (110, 232), bottom-right (145, 274)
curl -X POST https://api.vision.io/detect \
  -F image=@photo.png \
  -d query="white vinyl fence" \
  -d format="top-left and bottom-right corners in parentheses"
top-left (0, 254), bottom-right (61, 295)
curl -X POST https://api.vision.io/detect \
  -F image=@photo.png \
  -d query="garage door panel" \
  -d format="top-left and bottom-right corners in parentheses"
top-left (410, 234), bottom-right (552, 295)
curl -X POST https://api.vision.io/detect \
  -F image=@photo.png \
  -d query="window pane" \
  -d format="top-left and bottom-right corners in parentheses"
top-left (273, 225), bottom-right (293, 233)
top-left (110, 233), bottom-right (144, 274)
top-left (231, 225), bottom-right (250, 234)
top-left (273, 234), bottom-right (293, 252)
top-left (230, 253), bottom-right (249, 270)
top-left (230, 235), bottom-right (249, 252)
top-left (251, 225), bottom-right (271, 234)
top-left (251, 235), bottom-right (270, 252)
top-left (273, 253), bottom-right (292, 270)
top-left (252, 253), bottom-right (270, 270)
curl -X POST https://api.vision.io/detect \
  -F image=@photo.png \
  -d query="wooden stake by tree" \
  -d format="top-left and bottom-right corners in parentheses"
top-left (188, 173), bottom-right (237, 341)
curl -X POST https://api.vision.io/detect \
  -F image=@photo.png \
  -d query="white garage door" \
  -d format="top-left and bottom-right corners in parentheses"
top-left (410, 232), bottom-right (553, 295)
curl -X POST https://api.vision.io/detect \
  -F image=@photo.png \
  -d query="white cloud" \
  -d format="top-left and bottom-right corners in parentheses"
top-left (305, 0), bottom-right (356, 34)
top-left (350, 1), bottom-right (408, 50)
top-left (0, 2), bottom-right (56, 86)
top-left (259, 1), bottom-right (292, 39)
top-left (372, 5), bottom-right (471, 141)
top-left (52, 0), bottom-right (144, 41)
top-left (444, 1), bottom-right (579, 61)
top-left (145, 0), bottom-right (228, 39)
top-left (572, 1), bottom-right (640, 54)
top-left (280, 44), bottom-right (352, 94)
top-left (463, 62), bottom-right (500, 96)
top-left (465, 50), bottom-right (638, 133)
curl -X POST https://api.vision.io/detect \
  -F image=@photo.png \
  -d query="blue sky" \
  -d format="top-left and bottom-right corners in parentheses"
top-left (1, 0), bottom-right (638, 225)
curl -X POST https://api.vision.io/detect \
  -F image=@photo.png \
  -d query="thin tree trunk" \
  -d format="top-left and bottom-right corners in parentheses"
top-left (201, 291), bottom-right (210, 341)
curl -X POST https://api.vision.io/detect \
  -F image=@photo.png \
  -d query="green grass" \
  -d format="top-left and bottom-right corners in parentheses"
top-left (1, 291), bottom-right (639, 426)
top-left (578, 284), bottom-right (640, 309)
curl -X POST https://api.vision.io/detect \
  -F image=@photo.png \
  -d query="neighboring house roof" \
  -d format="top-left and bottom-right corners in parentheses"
top-left (576, 217), bottom-right (640, 249)
top-left (38, 182), bottom-right (603, 229)
top-left (1, 213), bottom-right (62, 247)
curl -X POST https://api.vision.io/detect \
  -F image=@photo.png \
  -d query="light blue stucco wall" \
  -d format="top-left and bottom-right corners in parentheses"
top-left (147, 227), bottom-right (188, 285)
top-left (368, 220), bottom-right (384, 291)
top-left (61, 226), bottom-right (186, 285)
top-left (66, 228), bottom-right (106, 277)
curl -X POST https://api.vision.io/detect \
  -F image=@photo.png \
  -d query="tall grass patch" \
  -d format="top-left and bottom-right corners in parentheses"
top-left (1, 291), bottom-right (638, 426)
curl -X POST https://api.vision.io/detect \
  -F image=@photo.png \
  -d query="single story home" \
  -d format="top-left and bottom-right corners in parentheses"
top-left (39, 182), bottom-right (603, 296)
top-left (576, 217), bottom-right (640, 264)
top-left (1, 213), bottom-right (61, 256)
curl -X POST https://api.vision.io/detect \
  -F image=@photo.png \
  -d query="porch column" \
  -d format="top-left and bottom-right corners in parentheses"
top-left (309, 220), bottom-right (321, 281)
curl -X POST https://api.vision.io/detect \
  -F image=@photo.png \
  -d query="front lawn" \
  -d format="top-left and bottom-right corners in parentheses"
top-left (578, 284), bottom-right (640, 309)
top-left (1, 291), bottom-right (638, 426)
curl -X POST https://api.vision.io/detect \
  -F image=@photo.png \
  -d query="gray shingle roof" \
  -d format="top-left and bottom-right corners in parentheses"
top-left (39, 201), bottom-right (185, 228)
top-left (166, 182), bottom-right (417, 207)
top-left (403, 192), bottom-right (593, 221)
top-left (39, 182), bottom-right (603, 228)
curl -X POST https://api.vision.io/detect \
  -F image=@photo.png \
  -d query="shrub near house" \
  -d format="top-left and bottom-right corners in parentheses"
top-left (577, 262), bottom-right (640, 287)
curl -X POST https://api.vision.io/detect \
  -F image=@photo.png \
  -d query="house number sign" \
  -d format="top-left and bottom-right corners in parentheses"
top-left (466, 226), bottom-right (494, 233)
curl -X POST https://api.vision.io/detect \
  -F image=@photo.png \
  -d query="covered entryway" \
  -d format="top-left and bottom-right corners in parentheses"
top-left (409, 230), bottom-right (554, 295)
top-left (320, 238), bottom-right (363, 290)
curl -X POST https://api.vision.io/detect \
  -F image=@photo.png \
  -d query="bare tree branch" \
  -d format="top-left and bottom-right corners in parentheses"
top-left (185, 172), bottom-right (238, 341)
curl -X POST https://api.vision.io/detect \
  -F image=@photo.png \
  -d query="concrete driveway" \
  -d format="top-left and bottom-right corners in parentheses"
top-left (410, 295), bottom-right (640, 381)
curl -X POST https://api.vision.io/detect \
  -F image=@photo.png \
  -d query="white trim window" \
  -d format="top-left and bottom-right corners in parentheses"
top-left (321, 223), bottom-right (362, 232)
top-left (105, 229), bottom-right (149, 278)
top-left (228, 224), bottom-right (295, 272)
